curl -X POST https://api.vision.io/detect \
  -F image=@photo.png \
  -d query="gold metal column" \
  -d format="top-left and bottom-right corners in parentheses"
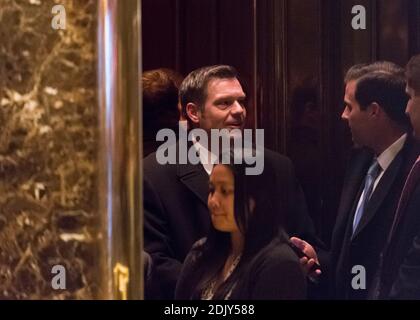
top-left (97, 0), bottom-right (143, 299)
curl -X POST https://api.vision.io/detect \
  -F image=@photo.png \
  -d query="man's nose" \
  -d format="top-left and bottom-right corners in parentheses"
top-left (405, 103), bottom-right (411, 115)
top-left (231, 101), bottom-right (245, 115)
top-left (341, 108), bottom-right (349, 120)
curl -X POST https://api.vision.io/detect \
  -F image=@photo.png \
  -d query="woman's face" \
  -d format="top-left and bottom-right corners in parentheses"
top-left (208, 164), bottom-right (239, 233)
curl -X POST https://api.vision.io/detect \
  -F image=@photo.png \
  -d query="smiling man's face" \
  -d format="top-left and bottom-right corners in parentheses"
top-left (197, 77), bottom-right (247, 133)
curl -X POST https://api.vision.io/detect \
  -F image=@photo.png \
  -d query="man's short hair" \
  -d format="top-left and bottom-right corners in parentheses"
top-left (344, 61), bottom-right (405, 83)
top-left (344, 63), bottom-right (370, 83)
top-left (406, 54), bottom-right (420, 95)
top-left (356, 71), bottom-right (409, 128)
top-left (179, 65), bottom-right (238, 119)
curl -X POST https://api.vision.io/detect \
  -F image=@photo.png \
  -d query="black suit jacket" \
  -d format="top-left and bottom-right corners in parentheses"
top-left (144, 143), bottom-right (319, 299)
top-left (330, 136), bottom-right (419, 299)
top-left (377, 150), bottom-right (420, 299)
top-left (384, 181), bottom-right (420, 299)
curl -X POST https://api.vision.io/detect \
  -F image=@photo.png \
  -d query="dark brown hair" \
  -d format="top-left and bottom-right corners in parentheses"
top-left (406, 54), bottom-right (420, 95)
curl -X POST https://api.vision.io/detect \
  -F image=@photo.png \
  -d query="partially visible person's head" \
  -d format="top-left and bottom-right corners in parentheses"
top-left (342, 61), bottom-right (409, 148)
top-left (180, 65), bottom-right (247, 132)
top-left (142, 68), bottom-right (184, 156)
top-left (405, 55), bottom-right (420, 139)
top-left (143, 68), bottom-right (183, 137)
top-left (207, 150), bottom-right (282, 249)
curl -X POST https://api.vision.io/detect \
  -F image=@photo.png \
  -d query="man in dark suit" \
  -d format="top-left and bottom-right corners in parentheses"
top-left (291, 61), bottom-right (419, 299)
top-left (371, 55), bottom-right (420, 299)
top-left (144, 65), bottom-right (319, 299)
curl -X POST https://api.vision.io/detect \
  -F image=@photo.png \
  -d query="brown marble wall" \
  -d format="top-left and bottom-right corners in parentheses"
top-left (0, 0), bottom-right (100, 299)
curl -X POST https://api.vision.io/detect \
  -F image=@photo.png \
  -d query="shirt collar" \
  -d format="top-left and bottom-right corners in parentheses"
top-left (376, 133), bottom-right (407, 171)
top-left (191, 132), bottom-right (218, 175)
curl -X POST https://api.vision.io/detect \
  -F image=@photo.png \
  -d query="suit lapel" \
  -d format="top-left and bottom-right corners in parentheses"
top-left (352, 153), bottom-right (402, 239)
top-left (177, 161), bottom-right (209, 206)
top-left (332, 149), bottom-right (372, 245)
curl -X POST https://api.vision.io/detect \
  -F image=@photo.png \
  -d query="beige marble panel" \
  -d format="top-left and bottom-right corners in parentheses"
top-left (0, 0), bottom-right (100, 299)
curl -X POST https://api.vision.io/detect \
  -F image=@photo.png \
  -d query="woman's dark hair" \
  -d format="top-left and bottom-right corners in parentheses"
top-left (187, 149), bottom-right (287, 299)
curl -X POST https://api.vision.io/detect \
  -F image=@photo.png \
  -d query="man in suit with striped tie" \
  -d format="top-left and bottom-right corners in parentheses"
top-left (371, 55), bottom-right (420, 299)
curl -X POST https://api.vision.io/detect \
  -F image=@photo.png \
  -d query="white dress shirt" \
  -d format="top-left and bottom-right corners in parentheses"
top-left (191, 132), bottom-right (218, 175)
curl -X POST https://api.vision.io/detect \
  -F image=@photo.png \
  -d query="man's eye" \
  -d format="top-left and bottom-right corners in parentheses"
top-left (218, 101), bottom-right (231, 108)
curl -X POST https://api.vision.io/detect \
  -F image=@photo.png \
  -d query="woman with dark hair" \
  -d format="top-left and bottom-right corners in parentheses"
top-left (175, 151), bottom-right (306, 300)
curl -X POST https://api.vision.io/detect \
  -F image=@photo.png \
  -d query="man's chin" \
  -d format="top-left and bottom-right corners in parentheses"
top-left (226, 127), bottom-right (243, 138)
top-left (224, 124), bottom-right (245, 132)
top-left (351, 138), bottom-right (362, 149)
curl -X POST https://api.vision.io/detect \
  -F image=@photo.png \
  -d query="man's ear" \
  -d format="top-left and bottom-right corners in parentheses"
top-left (186, 102), bottom-right (201, 124)
top-left (369, 102), bottom-right (381, 118)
